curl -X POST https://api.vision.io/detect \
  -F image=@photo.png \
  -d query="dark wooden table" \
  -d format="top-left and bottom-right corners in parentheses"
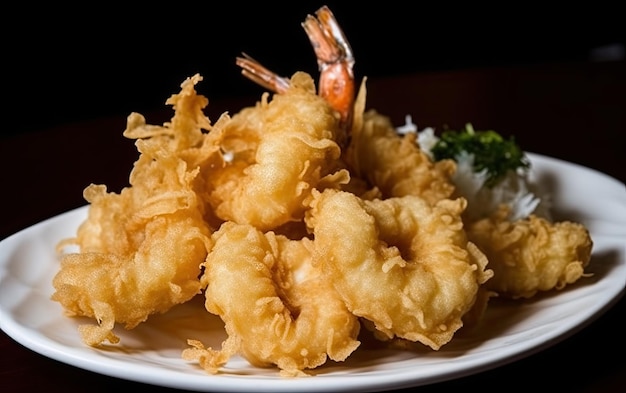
top-left (1, 60), bottom-right (624, 392)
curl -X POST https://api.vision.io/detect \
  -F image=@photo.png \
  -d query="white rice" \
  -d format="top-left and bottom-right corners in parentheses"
top-left (397, 116), bottom-right (552, 221)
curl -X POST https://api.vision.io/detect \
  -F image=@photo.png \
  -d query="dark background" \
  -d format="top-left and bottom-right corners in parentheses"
top-left (0, 4), bottom-right (624, 392)
top-left (4, 2), bottom-right (624, 138)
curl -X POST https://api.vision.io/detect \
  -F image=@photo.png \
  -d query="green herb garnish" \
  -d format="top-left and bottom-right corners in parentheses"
top-left (431, 123), bottom-right (529, 187)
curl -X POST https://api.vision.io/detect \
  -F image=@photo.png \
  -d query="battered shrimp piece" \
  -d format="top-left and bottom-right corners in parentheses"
top-left (344, 82), bottom-right (456, 205)
top-left (51, 75), bottom-right (214, 346)
top-left (206, 72), bottom-right (348, 231)
top-left (420, 125), bottom-right (594, 298)
top-left (52, 160), bottom-right (212, 346)
top-left (467, 206), bottom-right (593, 299)
top-left (183, 222), bottom-right (361, 376)
top-left (307, 189), bottom-right (492, 350)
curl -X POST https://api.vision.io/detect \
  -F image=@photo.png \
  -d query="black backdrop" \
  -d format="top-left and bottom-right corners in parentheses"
top-left (4, 2), bottom-right (623, 137)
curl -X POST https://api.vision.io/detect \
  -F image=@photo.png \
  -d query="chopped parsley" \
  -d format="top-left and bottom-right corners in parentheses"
top-left (431, 124), bottom-right (530, 187)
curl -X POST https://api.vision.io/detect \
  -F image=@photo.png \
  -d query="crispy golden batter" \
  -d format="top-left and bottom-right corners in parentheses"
top-left (52, 75), bottom-right (214, 346)
top-left (467, 206), bottom-right (593, 299)
top-left (205, 72), bottom-right (349, 231)
top-left (344, 82), bottom-right (456, 205)
top-left (183, 221), bottom-right (360, 376)
top-left (306, 189), bottom-right (492, 350)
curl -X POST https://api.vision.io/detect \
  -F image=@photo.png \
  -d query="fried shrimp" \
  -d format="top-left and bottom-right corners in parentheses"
top-left (345, 88), bottom-right (457, 204)
top-left (183, 221), bottom-right (361, 376)
top-left (417, 125), bottom-right (594, 298)
top-left (205, 72), bottom-right (348, 231)
top-left (49, 4), bottom-right (598, 377)
top-left (51, 75), bottom-right (214, 346)
top-left (466, 206), bottom-right (593, 299)
top-left (307, 189), bottom-right (492, 350)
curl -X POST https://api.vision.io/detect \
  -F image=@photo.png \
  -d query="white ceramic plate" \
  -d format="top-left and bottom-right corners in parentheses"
top-left (1, 153), bottom-right (624, 392)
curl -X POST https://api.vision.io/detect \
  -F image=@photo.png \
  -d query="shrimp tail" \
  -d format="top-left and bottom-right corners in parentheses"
top-left (301, 5), bottom-right (355, 129)
top-left (236, 53), bottom-right (291, 94)
top-left (235, 6), bottom-right (356, 140)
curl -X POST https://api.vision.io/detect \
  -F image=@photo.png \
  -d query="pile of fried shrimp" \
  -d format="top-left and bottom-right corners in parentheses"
top-left (51, 6), bottom-right (593, 377)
